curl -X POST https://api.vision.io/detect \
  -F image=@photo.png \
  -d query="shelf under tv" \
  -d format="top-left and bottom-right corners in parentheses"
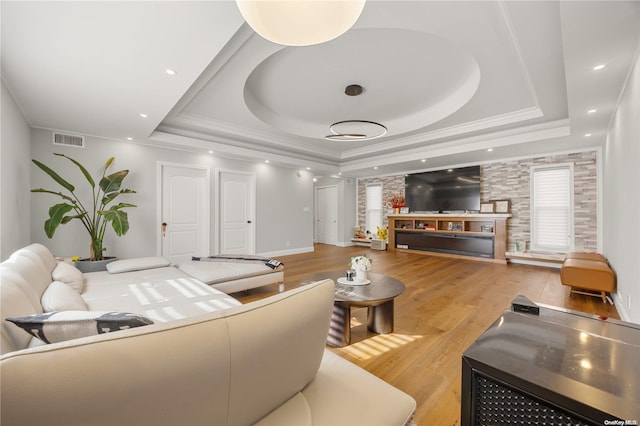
top-left (387, 214), bottom-right (511, 264)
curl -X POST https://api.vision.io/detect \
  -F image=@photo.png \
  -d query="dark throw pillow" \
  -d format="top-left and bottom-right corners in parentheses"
top-left (6, 311), bottom-right (154, 344)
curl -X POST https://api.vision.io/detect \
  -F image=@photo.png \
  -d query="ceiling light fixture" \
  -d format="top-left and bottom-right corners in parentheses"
top-left (325, 120), bottom-right (387, 141)
top-left (126, 137), bottom-right (133, 141)
top-left (593, 64), bottom-right (606, 71)
top-left (585, 133), bottom-right (592, 137)
top-left (235, 0), bottom-right (366, 47)
top-left (487, 148), bottom-right (493, 152)
top-left (139, 113), bottom-right (148, 118)
top-left (165, 69), bottom-right (177, 76)
top-left (325, 84), bottom-right (387, 141)
top-left (587, 109), bottom-right (597, 114)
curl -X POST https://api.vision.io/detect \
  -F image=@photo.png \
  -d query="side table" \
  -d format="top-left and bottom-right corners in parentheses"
top-left (301, 271), bottom-right (405, 347)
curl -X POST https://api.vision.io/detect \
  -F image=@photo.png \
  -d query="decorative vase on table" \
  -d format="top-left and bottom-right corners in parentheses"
top-left (350, 254), bottom-right (372, 283)
top-left (355, 268), bottom-right (368, 282)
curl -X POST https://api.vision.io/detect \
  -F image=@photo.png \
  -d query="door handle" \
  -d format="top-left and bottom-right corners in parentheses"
top-left (247, 220), bottom-right (252, 224)
top-left (162, 222), bottom-right (167, 237)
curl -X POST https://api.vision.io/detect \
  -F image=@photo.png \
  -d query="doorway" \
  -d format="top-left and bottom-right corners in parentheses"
top-left (315, 185), bottom-right (338, 245)
top-left (217, 170), bottom-right (256, 255)
top-left (158, 163), bottom-right (210, 264)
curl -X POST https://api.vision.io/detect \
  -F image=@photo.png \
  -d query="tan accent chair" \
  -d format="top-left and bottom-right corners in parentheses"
top-left (560, 252), bottom-right (615, 303)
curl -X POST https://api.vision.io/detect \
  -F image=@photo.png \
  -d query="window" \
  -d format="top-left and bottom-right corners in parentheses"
top-left (365, 183), bottom-right (383, 234)
top-left (530, 164), bottom-right (574, 253)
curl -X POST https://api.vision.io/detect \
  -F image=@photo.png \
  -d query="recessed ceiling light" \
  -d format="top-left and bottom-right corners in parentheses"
top-left (312, 178), bottom-right (318, 183)
top-left (165, 69), bottom-right (177, 76)
top-left (306, 167), bottom-right (311, 170)
top-left (338, 172), bottom-right (342, 176)
top-left (487, 148), bottom-right (493, 152)
top-left (585, 133), bottom-right (592, 137)
top-left (208, 150), bottom-right (213, 154)
top-left (126, 137), bottom-right (133, 141)
top-left (374, 166), bottom-right (378, 170)
top-left (265, 160), bottom-right (270, 163)
top-left (421, 159), bottom-right (426, 163)
top-left (593, 64), bottom-right (606, 71)
top-left (587, 109), bottom-right (597, 114)
top-left (139, 113), bottom-right (148, 118)
top-left (447, 169), bottom-right (453, 172)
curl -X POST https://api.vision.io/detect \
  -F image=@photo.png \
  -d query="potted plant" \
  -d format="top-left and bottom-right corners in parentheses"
top-left (31, 153), bottom-right (136, 272)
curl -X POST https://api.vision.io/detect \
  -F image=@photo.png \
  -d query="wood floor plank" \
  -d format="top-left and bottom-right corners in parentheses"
top-left (233, 244), bottom-right (621, 426)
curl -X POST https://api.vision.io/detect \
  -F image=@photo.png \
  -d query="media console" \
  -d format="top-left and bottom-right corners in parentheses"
top-left (387, 214), bottom-right (510, 263)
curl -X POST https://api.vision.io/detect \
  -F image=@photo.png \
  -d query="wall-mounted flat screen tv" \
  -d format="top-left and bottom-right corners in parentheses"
top-left (405, 166), bottom-right (481, 213)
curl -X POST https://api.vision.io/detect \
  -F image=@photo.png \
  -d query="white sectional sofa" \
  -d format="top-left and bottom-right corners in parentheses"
top-left (0, 244), bottom-right (416, 425)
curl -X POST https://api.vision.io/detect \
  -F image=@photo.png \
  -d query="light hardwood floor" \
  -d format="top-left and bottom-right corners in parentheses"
top-left (234, 244), bottom-right (620, 426)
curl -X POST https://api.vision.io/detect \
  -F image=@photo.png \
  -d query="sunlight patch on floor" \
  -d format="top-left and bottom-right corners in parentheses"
top-left (341, 333), bottom-right (423, 361)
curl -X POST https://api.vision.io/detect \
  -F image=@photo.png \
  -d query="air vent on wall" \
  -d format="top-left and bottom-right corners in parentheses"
top-left (52, 132), bottom-right (85, 148)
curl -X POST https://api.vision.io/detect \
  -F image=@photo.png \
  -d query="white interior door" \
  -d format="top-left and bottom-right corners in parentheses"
top-left (159, 164), bottom-right (210, 264)
top-left (218, 171), bottom-right (255, 255)
top-left (316, 186), bottom-right (338, 245)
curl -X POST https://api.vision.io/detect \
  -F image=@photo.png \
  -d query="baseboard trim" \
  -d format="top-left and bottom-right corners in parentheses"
top-left (258, 246), bottom-right (314, 258)
top-left (612, 292), bottom-right (631, 322)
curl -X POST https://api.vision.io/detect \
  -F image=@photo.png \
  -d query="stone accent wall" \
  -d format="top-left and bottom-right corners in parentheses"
top-left (481, 151), bottom-right (597, 251)
top-left (357, 151), bottom-right (598, 251)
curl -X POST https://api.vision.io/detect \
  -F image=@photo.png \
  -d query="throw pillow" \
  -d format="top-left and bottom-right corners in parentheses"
top-left (6, 311), bottom-right (154, 344)
top-left (52, 261), bottom-right (84, 293)
top-left (41, 281), bottom-right (88, 312)
top-left (106, 256), bottom-right (171, 274)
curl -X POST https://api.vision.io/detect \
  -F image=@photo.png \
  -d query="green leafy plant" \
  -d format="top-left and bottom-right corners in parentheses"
top-left (31, 153), bottom-right (136, 261)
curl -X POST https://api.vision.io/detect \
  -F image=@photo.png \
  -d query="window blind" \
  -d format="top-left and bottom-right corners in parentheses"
top-left (530, 164), bottom-right (573, 253)
top-left (366, 184), bottom-right (383, 234)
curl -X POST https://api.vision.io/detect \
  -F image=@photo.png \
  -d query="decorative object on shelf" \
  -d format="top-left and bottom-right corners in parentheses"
top-left (515, 240), bottom-right (527, 252)
top-left (376, 226), bottom-right (388, 241)
top-left (493, 199), bottom-right (511, 213)
top-left (235, 0), bottom-right (366, 47)
top-left (389, 193), bottom-right (406, 214)
top-left (400, 207), bottom-right (410, 214)
top-left (32, 153), bottom-right (136, 265)
top-left (350, 254), bottom-right (372, 283)
top-left (481, 224), bottom-right (494, 233)
top-left (480, 202), bottom-right (495, 213)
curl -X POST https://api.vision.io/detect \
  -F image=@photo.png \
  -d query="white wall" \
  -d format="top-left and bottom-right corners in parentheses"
top-left (603, 52), bottom-right (640, 323)
top-left (0, 79), bottom-right (31, 260)
top-left (30, 129), bottom-right (314, 260)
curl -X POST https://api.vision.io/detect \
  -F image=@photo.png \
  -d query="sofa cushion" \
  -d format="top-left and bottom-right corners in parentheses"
top-left (6, 311), bottom-right (154, 344)
top-left (41, 281), bottom-right (88, 312)
top-left (106, 257), bottom-right (171, 274)
top-left (52, 261), bottom-right (84, 293)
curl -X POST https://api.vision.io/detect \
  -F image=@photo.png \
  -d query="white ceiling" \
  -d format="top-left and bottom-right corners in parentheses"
top-left (2, 1), bottom-right (639, 178)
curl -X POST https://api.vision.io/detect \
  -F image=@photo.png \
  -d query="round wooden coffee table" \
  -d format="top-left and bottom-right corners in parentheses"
top-left (301, 271), bottom-right (405, 347)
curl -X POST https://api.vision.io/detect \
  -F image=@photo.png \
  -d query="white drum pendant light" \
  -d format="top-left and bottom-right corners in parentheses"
top-left (236, 0), bottom-right (366, 47)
